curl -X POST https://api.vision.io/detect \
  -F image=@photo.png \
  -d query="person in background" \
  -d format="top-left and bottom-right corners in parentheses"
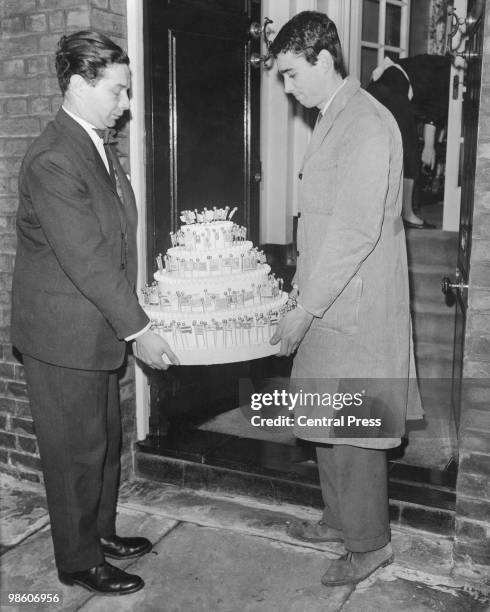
top-left (269, 11), bottom-right (422, 587)
top-left (367, 54), bottom-right (451, 229)
top-left (11, 31), bottom-right (179, 596)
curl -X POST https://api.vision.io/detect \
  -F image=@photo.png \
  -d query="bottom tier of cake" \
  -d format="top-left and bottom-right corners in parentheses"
top-left (144, 292), bottom-right (291, 365)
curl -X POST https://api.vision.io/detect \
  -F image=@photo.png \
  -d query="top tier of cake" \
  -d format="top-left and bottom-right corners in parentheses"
top-left (170, 220), bottom-right (246, 252)
top-left (150, 207), bottom-right (284, 316)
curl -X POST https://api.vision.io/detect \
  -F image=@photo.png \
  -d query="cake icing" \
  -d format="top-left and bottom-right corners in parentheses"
top-left (141, 207), bottom-right (294, 364)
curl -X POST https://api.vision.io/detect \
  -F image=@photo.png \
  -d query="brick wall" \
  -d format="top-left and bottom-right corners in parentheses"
top-left (453, 10), bottom-right (490, 584)
top-left (0, 0), bottom-right (136, 483)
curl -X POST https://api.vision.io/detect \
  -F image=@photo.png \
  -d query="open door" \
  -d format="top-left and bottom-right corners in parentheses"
top-left (143, 0), bottom-right (263, 442)
top-left (442, 0), bottom-right (485, 433)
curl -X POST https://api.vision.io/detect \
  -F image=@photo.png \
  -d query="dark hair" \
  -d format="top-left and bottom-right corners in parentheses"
top-left (268, 11), bottom-right (346, 77)
top-left (55, 30), bottom-right (129, 94)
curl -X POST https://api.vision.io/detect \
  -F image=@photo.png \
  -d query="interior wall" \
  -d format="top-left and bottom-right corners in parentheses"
top-left (260, 0), bottom-right (348, 245)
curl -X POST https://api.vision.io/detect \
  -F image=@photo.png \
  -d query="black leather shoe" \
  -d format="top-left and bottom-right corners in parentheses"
top-left (403, 218), bottom-right (436, 229)
top-left (100, 534), bottom-right (152, 560)
top-left (58, 562), bottom-right (144, 595)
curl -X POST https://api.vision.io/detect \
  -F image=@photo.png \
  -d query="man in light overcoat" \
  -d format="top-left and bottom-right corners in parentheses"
top-left (270, 11), bottom-right (422, 587)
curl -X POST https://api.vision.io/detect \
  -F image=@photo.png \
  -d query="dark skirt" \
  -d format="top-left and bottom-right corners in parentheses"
top-left (367, 67), bottom-right (420, 181)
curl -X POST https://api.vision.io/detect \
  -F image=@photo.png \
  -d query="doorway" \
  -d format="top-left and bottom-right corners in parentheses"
top-left (142, 0), bottom-right (275, 455)
top-left (137, 0), bottom-right (484, 529)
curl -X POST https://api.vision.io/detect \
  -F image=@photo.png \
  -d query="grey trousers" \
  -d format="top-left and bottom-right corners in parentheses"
top-left (316, 444), bottom-right (390, 552)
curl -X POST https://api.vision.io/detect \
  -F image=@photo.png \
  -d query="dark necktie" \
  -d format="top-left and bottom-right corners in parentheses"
top-left (93, 128), bottom-right (118, 186)
top-left (314, 110), bottom-right (323, 129)
top-left (93, 128), bottom-right (131, 270)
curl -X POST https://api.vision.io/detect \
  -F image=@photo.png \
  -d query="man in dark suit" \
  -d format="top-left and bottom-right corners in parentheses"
top-left (11, 31), bottom-right (178, 596)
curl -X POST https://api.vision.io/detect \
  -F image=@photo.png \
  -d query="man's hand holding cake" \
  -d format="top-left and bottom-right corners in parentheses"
top-left (132, 329), bottom-right (180, 370)
top-left (270, 301), bottom-right (313, 357)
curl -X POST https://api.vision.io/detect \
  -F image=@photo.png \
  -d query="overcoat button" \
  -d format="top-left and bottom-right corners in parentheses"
top-left (298, 173), bottom-right (303, 180)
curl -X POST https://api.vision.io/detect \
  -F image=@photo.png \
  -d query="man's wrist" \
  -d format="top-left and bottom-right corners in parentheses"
top-left (125, 322), bottom-right (151, 342)
top-left (297, 302), bottom-right (314, 319)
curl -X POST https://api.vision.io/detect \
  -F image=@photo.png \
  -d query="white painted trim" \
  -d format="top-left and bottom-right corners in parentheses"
top-left (126, 0), bottom-right (150, 440)
top-left (399, 0), bottom-right (411, 56)
top-left (443, 0), bottom-right (468, 231)
top-left (378, 0), bottom-right (387, 65)
top-left (260, 0), bottom-right (291, 244)
top-left (260, 0), bottom-right (356, 243)
top-left (442, 68), bottom-right (463, 231)
top-left (324, 0), bottom-right (352, 68)
top-left (349, 0), bottom-right (362, 77)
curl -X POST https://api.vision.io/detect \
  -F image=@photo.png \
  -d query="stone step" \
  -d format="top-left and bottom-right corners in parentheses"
top-left (411, 309), bottom-right (456, 346)
top-left (414, 341), bottom-right (454, 378)
top-left (135, 450), bottom-right (455, 536)
top-left (405, 229), bottom-right (458, 268)
top-left (411, 295), bottom-right (456, 315)
top-left (408, 262), bottom-right (455, 376)
top-left (408, 263), bottom-right (456, 304)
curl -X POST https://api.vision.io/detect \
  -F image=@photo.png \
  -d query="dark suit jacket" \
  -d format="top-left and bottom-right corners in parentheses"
top-left (11, 108), bottom-right (149, 370)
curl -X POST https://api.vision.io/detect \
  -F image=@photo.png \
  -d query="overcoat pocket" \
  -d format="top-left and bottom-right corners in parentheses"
top-left (313, 275), bottom-right (363, 335)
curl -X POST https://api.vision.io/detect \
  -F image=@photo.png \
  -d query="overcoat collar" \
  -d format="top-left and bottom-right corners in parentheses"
top-left (302, 76), bottom-right (361, 166)
top-left (54, 108), bottom-right (118, 196)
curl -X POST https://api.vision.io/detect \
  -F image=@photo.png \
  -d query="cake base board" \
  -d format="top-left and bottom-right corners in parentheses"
top-left (163, 342), bottom-right (281, 365)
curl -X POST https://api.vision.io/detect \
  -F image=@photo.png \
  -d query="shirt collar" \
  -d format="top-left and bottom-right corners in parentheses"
top-left (320, 78), bottom-right (347, 116)
top-left (62, 106), bottom-right (102, 139)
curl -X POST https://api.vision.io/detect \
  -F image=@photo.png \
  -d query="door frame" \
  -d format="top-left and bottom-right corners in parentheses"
top-left (129, 0), bottom-right (263, 439)
top-left (126, 0), bottom-right (151, 440)
top-left (127, 0), bottom-right (469, 440)
top-left (443, 0), bottom-right (468, 231)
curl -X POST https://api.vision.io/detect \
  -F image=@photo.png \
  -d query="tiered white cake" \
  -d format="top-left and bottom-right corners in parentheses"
top-left (141, 207), bottom-right (292, 365)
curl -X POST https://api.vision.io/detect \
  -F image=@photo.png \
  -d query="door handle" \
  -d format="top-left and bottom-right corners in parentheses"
top-left (248, 17), bottom-right (273, 42)
top-left (248, 17), bottom-right (274, 69)
top-left (249, 52), bottom-right (265, 69)
top-left (441, 276), bottom-right (468, 294)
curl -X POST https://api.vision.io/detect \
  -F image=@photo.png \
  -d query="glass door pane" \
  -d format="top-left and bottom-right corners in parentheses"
top-left (362, 0), bottom-right (380, 42)
top-left (385, 3), bottom-right (402, 47)
top-left (360, 46), bottom-right (378, 87)
top-left (385, 49), bottom-right (400, 62)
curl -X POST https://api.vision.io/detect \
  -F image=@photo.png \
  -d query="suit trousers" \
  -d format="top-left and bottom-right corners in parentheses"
top-left (23, 355), bottom-right (121, 573)
top-left (316, 444), bottom-right (390, 552)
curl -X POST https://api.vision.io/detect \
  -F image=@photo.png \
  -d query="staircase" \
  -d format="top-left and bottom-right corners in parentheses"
top-left (405, 228), bottom-right (458, 378)
top-left (403, 228), bottom-right (459, 469)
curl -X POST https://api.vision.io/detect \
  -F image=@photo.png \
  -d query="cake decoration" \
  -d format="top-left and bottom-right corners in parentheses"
top-left (140, 207), bottom-right (294, 364)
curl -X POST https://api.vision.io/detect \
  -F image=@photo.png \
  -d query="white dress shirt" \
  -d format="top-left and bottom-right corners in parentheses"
top-left (320, 78), bottom-right (347, 116)
top-left (62, 106), bottom-right (111, 173)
